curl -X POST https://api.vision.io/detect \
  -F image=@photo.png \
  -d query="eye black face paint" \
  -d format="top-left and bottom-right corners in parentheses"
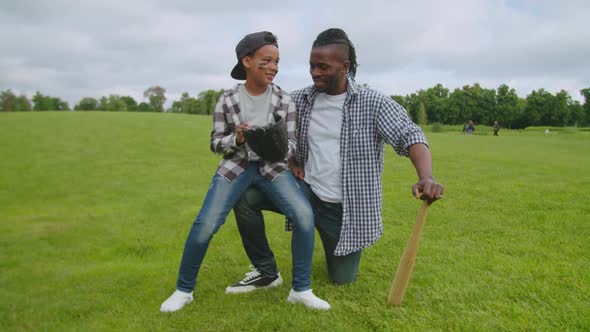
top-left (257, 59), bottom-right (270, 70)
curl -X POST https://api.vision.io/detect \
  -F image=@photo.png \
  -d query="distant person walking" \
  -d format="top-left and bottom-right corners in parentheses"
top-left (462, 122), bottom-right (467, 135)
top-left (493, 121), bottom-right (500, 136)
top-left (467, 120), bottom-right (475, 135)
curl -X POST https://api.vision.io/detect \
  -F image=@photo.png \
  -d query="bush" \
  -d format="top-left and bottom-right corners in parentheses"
top-left (431, 122), bottom-right (443, 133)
top-left (560, 127), bottom-right (579, 134)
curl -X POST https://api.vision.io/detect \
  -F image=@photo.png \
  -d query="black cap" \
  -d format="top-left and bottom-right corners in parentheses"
top-left (231, 31), bottom-right (278, 80)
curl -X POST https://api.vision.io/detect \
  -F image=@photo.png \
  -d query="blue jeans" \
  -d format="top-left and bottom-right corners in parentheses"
top-left (176, 163), bottom-right (314, 292)
top-left (234, 180), bottom-right (362, 284)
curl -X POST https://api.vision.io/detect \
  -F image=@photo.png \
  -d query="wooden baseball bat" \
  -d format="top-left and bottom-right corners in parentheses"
top-left (387, 200), bottom-right (430, 305)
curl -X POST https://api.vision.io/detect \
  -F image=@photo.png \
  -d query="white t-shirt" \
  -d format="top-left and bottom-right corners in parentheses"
top-left (238, 85), bottom-right (273, 128)
top-left (304, 92), bottom-right (346, 203)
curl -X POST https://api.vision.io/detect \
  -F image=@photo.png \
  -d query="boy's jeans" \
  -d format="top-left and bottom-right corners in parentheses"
top-left (176, 163), bottom-right (314, 292)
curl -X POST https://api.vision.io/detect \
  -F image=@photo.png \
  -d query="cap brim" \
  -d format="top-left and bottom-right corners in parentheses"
top-left (231, 62), bottom-right (246, 80)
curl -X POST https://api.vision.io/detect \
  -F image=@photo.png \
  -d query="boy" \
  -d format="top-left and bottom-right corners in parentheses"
top-left (160, 31), bottom-right (330, 312)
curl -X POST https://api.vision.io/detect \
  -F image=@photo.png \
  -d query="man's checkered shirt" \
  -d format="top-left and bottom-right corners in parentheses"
top-left (289, 80), bottom-right (429, 256)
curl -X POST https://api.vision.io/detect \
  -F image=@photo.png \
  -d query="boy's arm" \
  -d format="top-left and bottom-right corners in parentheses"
top-left (210, 95), bottom-right (239, 154)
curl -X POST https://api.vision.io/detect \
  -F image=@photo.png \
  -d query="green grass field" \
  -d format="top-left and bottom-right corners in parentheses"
top-left (1, 112), bottom-right (589, 331)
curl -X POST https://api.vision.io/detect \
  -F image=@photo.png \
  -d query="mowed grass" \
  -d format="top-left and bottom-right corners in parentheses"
top-left (1, 112), bottom-right (589, 331)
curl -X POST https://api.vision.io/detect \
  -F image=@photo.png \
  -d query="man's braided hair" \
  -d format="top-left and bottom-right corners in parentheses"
top-left (312, 28), bottom-right (358, 79)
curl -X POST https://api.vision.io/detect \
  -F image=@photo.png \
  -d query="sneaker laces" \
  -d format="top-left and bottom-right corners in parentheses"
top-left (242, 265), bottom-right (262, 282)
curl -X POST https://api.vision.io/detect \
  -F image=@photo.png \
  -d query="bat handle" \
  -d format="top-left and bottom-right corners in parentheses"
top-left (387, 200), bottom-right (430, 305)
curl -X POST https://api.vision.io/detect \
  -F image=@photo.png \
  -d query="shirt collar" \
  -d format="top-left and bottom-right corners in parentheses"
top-left (304, 75), bottom-right (359, 103)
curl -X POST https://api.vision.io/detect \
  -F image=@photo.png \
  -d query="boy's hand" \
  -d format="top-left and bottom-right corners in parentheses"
top-left (236, 123), bottom-right (249, 145)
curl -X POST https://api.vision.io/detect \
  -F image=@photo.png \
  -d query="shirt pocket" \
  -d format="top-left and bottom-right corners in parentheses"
top-left (349, 126), bottom-right (376, 161)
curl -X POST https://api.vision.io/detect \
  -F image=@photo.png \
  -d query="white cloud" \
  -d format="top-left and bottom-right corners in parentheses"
top-left (0, 0), bottom-right (588, 106)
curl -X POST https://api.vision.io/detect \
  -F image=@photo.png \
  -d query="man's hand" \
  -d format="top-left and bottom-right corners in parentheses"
top-left (412, 177), bottom-right (444, 204)
top-left (236, 123), bottom-right (249, 145)
top-left (288, 159), bottom-right (305, 180)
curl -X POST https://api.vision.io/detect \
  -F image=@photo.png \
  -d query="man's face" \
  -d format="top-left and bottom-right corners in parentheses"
top-left (243, 44), bottom-right (279, 86)
top-left (309, 45), bottom-right (350, 94)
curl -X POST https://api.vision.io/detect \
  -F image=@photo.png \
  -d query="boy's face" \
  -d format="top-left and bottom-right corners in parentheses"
top-left (243, 44), bottom-right (279, 86)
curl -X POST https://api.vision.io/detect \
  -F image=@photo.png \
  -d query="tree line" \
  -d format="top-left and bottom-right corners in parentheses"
top-left (0, 86), bottom-right (224, 116)
top-left (1, 84), bottom-right (589, 128)
top-left (392, 84), bottom-right (590, 128)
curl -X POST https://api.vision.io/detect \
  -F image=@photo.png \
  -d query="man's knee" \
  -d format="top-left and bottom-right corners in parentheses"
top-left (326, 251), bottom-right (362, 285)
top-left (328, 265), bottom-right (358, 284)
top-left (330, 271), bottom-right (357, 285)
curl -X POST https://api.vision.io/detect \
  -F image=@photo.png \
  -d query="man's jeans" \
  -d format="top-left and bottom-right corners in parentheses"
top-left (234, 180), bottom-right (362, 284)
top-left (176, 163), bottom-right (314, 292)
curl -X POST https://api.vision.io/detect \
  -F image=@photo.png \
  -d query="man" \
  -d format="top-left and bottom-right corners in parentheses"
top-left (493, 121), bottom-right (500, 136)
top-left (226, 28), bottom-right (444, 291)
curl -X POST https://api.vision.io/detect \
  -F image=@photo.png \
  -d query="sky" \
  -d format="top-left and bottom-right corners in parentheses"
top-left (1, 0), bottom-right (589, 107)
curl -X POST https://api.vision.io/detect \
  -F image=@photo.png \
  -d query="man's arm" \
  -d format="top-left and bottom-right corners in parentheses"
top-left (375, 95), bottom-right (444, 202)
top-left (408, 143), bottom-right (444, 203)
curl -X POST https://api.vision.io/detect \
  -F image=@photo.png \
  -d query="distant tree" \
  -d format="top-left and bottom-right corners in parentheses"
top-left (32, 92), bottom-right (49, 111)
top-left (98, 96), bottom-right (108, 111)
top-left (496, 84), bottom-right (519, 128)
top-left (56, 98), bottom-right (69, 111)
top-left (169, 92), bottom-right (206, 114)
top-left (137, 102), bottom-right (152, 112)
top-left (170, 100), bottom-right (183, 113)
top-left (581, 88), bottom-right (590, 125)
top-left (404, 93), bottom-right (421, 122)
top-left (144, 86), bottom-right (166, 112)
top-left (97, 95), bottom-right (130, 112)
top-left (113, 95), bottom-right (127, 111)
top-left (183, 92), bottom-right (201, 114)
top-left (567, 100), bottom-right (585, 126)
top-left (524, 89), bottom-right (555, 127)
top-left (198, 89), bottom-right (224, 115)
top-left (109, 95), bottom-right (127, 112)
top-left (120, 96), bottom-right (138, 112)
top-left (0, 90), bottom-right (16, 111)
top-left (75, 97), bottom-right (99, 111)
top-left (417, 102), bottom-right (428, 126)
top-left (32, 91), bottom-right (69, 111)
top-left (420, 83), bottom-right (449, 124)
top-left (553, 90), bottom-right (572, 126)
top-left (14, 94), bottom-right (31, 111)
top-left (448, 88), bottom-right (466, 125)
top-left (390, 95), bottom-right (406, 108)
top-left (459, 84), bottom-right (492, 125)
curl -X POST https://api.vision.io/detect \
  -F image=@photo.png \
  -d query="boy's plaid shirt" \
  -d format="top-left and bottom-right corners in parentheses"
top-left (210, 83), bottom-right (296, 181)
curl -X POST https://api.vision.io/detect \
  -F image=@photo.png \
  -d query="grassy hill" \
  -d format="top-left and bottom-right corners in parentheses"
top-left (1, 112), bottom-right (589, 331)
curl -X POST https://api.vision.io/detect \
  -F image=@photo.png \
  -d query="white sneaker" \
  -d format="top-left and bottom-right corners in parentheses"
top-left (160, 290), bottom-right (193, 312)
top-left (287, 289), bottom-right (331, 310)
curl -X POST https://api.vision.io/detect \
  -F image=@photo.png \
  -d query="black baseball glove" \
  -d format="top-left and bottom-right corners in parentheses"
top-left (244, 113), bottom-right (289, 162)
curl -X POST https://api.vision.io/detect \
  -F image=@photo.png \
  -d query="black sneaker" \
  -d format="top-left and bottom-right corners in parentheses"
top-left (225, 266), bottom-right (283, 294)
